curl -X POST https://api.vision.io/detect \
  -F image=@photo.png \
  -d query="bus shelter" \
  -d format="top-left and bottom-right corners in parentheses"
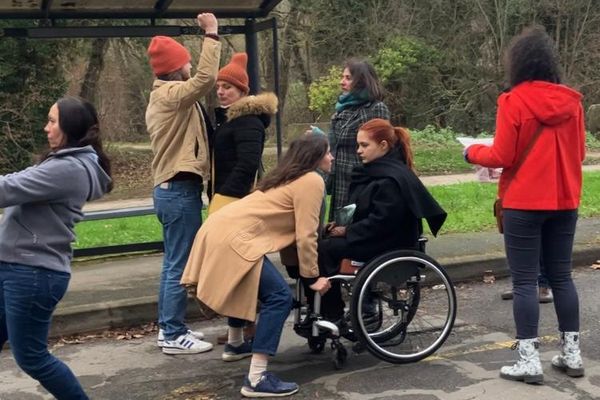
top-left (0, 1), bottom-right (284, 257)
top-left (0, 0), bottom-right (284, 156)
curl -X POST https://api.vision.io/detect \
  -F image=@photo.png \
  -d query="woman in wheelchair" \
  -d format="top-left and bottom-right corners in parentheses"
top-left (182, 134), bottom-right (333, 398)
top-left (304, 118), bottom-right (447, 326)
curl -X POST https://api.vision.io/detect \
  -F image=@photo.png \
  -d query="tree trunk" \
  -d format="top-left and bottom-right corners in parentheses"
top-left (80, 38), bottom-right (109, 103)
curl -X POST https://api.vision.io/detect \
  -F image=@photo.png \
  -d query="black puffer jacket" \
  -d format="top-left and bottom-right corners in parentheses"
top-left (211, 92), bottom-right (278, 198)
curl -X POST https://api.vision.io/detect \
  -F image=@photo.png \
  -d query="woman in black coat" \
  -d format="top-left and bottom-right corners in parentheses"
top-left (209, 53), bottom-right (278, 349)
top-left (209, 53), bottom-right (278, 203)
top-left (306, 118), bottom-right (447, 321)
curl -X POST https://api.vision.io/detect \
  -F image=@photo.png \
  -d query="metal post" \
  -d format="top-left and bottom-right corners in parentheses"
top-left (244, 18), bottom-right (260, 95)
top-left (271, 18), bottom-right (282, 160)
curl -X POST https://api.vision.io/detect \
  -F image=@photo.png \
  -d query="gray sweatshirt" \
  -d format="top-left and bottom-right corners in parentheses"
top-left (0, 146), bottom-right (112, 273)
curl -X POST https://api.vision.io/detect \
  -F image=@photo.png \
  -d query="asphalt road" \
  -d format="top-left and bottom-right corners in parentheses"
top-left (2, 267), bottom-right (600, 400)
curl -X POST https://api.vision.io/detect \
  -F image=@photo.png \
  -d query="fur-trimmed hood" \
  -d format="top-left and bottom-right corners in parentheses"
top-left (227, 92), bottom-right (278, 121)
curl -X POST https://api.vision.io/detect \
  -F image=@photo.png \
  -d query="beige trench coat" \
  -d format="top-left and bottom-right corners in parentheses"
top-left (181, 172), bottom-right (324, 321)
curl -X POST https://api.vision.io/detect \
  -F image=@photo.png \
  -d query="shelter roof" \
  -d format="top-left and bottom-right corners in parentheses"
top-left (0, 0), bottom-right (282, 20)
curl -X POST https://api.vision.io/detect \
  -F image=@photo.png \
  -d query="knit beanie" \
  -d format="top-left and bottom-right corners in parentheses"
top-left (217, 53), bottom-right (249, 94)
top-left (147, 36), bottom-right (191, 76)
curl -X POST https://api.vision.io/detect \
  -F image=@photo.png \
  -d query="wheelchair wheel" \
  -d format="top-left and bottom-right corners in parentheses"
top-left (308, 336), bottom-right (326, 354)
top-left (350, 250), bottom-right (456, 364)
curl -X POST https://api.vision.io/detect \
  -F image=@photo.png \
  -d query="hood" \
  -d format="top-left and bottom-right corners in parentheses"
top-left (227, 92), bottom-right (278, 121)
top-left (52, 146), bottom-right (112, 201)
top-left (508, 81), bottom-right (582, 126)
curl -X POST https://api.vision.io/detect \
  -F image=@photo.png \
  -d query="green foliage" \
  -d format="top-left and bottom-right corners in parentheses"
top-left (371, 36), bottom-right (445, 127)
top-left (0, 21), bottom-right (71, 173)
top-left (586, 132), bottom-right (600, 150)
top-left (308, 65), bottom-right (342, 119)
top-left (372, 37), bottom-right (439, 85)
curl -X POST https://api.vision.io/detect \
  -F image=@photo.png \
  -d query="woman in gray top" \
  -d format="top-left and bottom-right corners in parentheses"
top-left (0, 96), bottom-right (112, 400)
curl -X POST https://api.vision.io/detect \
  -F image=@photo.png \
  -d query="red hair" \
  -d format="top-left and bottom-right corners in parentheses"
top-left (359, 118), bottom-right (414, 170)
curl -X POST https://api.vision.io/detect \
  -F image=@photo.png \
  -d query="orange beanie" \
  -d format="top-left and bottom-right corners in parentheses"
top-left (217, 53), bottom-right (249, 94)
top-left (147, 36), bottom-right (191, 76)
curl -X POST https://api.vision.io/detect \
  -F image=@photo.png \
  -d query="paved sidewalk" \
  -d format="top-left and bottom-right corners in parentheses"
top-left (53, 216), bottom-right (600, 338)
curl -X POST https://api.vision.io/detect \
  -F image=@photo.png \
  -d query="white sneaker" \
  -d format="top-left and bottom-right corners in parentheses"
top-left (157, 328), bottom-right (204, 348)
top-left (162, 332), bottom-right (213, 355)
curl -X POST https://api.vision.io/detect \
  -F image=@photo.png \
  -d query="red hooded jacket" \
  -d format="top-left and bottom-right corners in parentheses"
top-left (467, 81), bottom-right (586, 210)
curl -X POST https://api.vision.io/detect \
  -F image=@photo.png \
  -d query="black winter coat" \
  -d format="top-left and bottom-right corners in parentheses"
top-left (343, 152), bottom-right (447, 261)
top-left (211, 93), bottom-right (278, 198)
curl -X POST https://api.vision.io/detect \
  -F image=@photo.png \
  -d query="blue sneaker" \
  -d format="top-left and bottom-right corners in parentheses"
top-left (222, 340), bottom-right (253, 361)
top-left (241, 372), bottom-right (299, 397)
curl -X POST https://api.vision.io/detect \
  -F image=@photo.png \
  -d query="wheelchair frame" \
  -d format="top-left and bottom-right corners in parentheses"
top-left (290, 237), bottom-right (457, 369)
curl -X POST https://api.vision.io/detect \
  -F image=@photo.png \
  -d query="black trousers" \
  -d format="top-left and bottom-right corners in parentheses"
top-left (503, 209), bottom-right (579, 339)
top-left (302, 237), bottom-right (354, 321)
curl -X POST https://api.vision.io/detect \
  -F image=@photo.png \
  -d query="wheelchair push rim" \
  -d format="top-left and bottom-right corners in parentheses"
top-left (350, 250), bottom-right (457, 364)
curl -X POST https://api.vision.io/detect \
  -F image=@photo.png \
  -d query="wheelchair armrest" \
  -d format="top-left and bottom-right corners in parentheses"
top-left (418, 235), bottom-right (428, 253)
top-left (339, 259), bottom-right (364, 275)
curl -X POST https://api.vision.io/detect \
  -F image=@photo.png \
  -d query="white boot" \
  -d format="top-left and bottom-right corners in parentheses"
top-left (551, 332), bottom-right (584, 377)
top-left (499, 338), bottom-right (544, 384)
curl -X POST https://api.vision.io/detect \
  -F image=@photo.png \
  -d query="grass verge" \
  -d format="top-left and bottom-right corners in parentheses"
top-left (74, 171), bottom-right (600, 249)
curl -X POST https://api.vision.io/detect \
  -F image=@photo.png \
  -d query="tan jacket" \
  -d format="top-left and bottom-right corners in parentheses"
top-left (146, 37), bottom-right (222, 186)
top-left (182, 172), bottom-right (324, 321)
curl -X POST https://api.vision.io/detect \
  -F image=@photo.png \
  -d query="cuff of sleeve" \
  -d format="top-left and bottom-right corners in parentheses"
top-left (302, 276), bottom-right (318, 286)
top-left (204, 33), bottom-right (219, 41)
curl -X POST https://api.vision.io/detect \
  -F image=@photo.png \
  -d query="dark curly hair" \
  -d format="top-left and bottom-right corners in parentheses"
top-left (506, 26), bottom-right (562, 88)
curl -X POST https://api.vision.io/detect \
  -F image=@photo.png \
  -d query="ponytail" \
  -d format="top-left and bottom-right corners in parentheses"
top-left (393, 126), bottom-right (414, 171)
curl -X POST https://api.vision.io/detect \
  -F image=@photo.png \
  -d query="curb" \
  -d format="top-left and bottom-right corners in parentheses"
top-left (49, 245), bottom-right (600, 338)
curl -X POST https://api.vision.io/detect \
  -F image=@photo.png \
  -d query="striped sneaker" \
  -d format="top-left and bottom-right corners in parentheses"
top-left (157, 329), bottom-right (204, 348)
top-left (162, 332), bottom-right (213, 355)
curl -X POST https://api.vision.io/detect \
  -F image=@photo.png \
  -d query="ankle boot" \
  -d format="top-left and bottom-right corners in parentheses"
top-left (500, 338), bottom-right (544, 384)
top-left (552, 332), bottom-right (584, 377)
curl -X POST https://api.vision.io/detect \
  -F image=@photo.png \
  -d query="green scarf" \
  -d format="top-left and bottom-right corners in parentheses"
top-left (335, 90), bottom-right (370, 112)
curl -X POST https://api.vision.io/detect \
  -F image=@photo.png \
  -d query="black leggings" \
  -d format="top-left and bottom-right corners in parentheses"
top-left (503, 209), bottom-right (579, 339)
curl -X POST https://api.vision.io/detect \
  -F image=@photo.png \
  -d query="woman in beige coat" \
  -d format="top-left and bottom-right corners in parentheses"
top-left (182, 134), bottom-right (333, 398)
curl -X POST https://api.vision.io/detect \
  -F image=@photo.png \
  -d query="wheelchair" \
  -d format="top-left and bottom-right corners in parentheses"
top-left (286, 237), bottom-right (457, 369)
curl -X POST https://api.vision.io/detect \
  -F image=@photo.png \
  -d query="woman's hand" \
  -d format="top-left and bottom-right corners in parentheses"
top-left (329, 226), bottom-right (346, 237)
top-left (324, 221), bottom-right (337, 234)
top-left (310, 277), bottom-right (331, 295)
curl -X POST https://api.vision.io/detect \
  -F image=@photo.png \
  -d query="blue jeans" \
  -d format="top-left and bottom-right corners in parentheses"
top-left (228, 257), bottom-right (292, 356)
top-left (503, 209), bottom-right (579, 339)
top-left (154, 180), bottom-right (203, 340)
top-left (0, 262), bottom-right (88, 399)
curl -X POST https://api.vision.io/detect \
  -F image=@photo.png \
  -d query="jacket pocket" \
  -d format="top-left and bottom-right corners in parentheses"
top-left (229, 220), bottom-right (267, 261)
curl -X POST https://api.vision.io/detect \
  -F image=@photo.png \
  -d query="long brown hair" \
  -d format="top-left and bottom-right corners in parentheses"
top-left (345, 58), bottom-right (385, 101)
top-left (359, 118), bottom-right (414, 170)
top-left (256, 135), bottom-right (328, 192)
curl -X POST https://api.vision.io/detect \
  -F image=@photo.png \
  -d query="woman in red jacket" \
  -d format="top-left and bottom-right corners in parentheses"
top-left (466, 27), bottom-right (586, 384)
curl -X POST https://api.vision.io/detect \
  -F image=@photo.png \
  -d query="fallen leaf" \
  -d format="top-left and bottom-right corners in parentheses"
top-left (483, 270), bottom-right (495, 284)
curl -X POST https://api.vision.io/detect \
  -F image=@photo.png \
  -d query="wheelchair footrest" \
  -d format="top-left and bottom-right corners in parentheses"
top-left (314, 319), bottom-right (340, 337)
